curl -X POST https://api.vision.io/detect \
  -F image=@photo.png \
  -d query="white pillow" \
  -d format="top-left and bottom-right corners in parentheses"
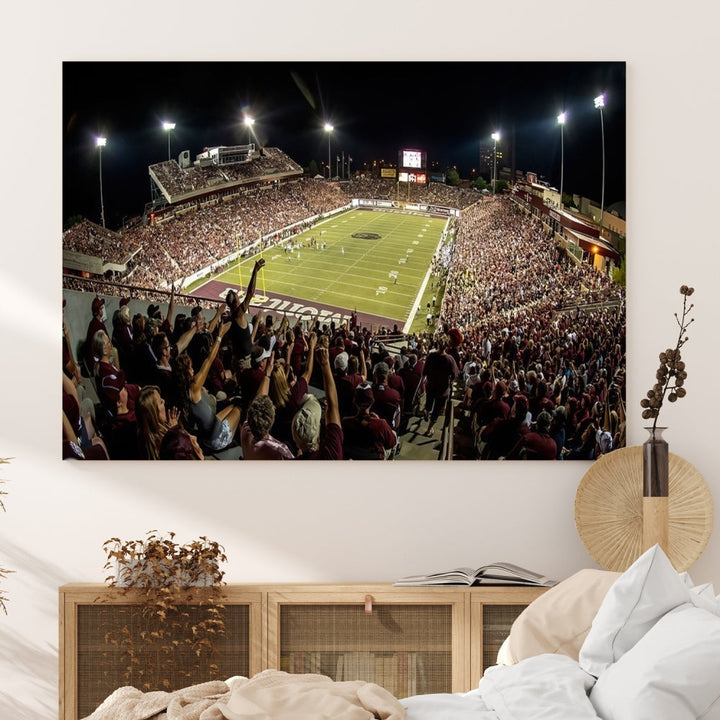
top-left (589, 605), bottom-right (720, 720)
top-left (579, 544), bottom-right (690, 677)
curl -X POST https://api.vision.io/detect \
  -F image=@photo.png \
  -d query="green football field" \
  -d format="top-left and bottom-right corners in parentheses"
top-left (196, 208), bottom-right (449, 331)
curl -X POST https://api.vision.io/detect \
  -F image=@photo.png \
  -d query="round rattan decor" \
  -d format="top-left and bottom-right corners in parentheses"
top-left (575, 446), bottom-right (713, 572)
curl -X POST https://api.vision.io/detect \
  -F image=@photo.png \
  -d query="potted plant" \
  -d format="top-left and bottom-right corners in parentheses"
top-left (101, 531), bottom-right (227, 690)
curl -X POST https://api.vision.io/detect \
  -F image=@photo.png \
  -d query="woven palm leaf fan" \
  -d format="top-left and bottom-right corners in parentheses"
top-left (575, 446), bottom-right (713, 572)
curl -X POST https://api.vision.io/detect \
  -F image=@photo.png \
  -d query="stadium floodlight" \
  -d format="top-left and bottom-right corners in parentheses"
top-left (162, 121), bottom-right (176, 161)
top-left (594, 94), bottom-right (606, 225)
top-left (324, 123), bottom-right (334, 180)
top-left (491, 131), bottom-right (501, 195)
top-left (244, 115), bottom-right (255, 145)
top-left (95, 136), bottom-right (107, 228)
top-left (557, 112), bottom-right (566, 209)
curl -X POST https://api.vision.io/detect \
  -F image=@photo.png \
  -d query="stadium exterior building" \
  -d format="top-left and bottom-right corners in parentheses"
top-left (511, 173), bottom-right (621, 275)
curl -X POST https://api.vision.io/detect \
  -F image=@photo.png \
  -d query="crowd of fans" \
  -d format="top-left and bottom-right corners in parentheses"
top-left (62, 264), bottom-right (418, 460)
top-left (62, 169), bottom-right (625, 461)
top-left (338, 178), bottom-right (479, 209)
top-left (439, 200), bottom-right (621, 328)
top-left (63, 177), bottom-right (352, 296)
top-left (62, 220), bottom-right (141, 266)
top-left (424, 199), bottom-right (625, 460)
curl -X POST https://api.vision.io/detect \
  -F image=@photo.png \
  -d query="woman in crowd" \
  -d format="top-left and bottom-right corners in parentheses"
top-left (171, 321), bottom-right (241, 454)
top-left (267, 361), bottom-right (297, 453)
top-left (136, 385), bottom-right (180, 460)
top-left (93, 330), bottom-right (140, 419)
top-left (151, 321), bottom-right (197, 404)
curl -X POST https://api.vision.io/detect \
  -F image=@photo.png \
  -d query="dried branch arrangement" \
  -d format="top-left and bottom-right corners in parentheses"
top-left (640, 285), bottom-right (695, 430)
top-left (100, 531), bottom-right (228, 691)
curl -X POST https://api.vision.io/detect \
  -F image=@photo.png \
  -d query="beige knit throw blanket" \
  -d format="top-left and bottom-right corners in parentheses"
top-left (82, 670), bottom-right (407, 720)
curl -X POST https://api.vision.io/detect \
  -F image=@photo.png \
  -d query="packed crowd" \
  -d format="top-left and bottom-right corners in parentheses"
top-left (62, 220), bottom-right (141, 266)
top-left (63, 178), bottom-right (352, 294)
top-left (148, 147), bottom-right (303, 198)
top-left (338, 178), bottom-right (480, 209)
top-left (425, 198), bottom-right (626, 460)
top-left (62, 172), bottom-right (625, 461)
top-left (62, 262), bottom-right (428, 461)
top-left (62, 270), bottom-right (624, 464)
top-left (439, 200), bottom-right (621, 329)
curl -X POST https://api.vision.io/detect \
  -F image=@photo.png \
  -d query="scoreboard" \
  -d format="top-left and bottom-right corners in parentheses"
top-left (397, 148), bottom-right (427, 184)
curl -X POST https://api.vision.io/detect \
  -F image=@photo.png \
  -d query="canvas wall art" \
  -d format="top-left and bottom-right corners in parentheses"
top-left (62, 61), bottom-right (626, 461)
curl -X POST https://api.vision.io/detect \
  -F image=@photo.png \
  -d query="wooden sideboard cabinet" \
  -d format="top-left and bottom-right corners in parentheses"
top-left (59, 583), bottom-right (546, 720)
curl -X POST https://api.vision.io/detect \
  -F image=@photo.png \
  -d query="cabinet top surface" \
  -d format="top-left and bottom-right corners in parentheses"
top-left (59, 582), bottom-right (547, 598)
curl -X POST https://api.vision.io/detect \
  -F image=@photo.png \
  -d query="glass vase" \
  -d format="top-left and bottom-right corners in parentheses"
top-left (643, 426), bottom-right (669, 497)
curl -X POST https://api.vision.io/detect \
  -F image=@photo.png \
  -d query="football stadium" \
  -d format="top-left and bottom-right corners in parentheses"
top-left (63, 130), bottom-right (626, 462)
top-left (192, 206), bottom-right (450, 334)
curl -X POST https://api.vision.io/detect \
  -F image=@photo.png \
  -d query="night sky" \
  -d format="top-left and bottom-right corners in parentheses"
top-left (63, 61), bottom-right (625, 229)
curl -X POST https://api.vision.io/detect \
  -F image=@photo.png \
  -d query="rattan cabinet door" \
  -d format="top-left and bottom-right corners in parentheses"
top-left (267, 586), bottom-right (468, 697)
top-left (60, 585), bottom-right (262, 720)
top-left (469, 585), bottom-right (547, 688)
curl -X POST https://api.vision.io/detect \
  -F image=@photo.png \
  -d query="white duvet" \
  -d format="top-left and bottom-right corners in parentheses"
top-left (402, 654), bottom-right (599, 720)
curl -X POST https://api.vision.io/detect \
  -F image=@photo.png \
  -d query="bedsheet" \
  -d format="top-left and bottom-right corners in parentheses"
top-left (83, 670), bottom-right (407, 720)
top-left (84, 658), bottom-right (599, 720)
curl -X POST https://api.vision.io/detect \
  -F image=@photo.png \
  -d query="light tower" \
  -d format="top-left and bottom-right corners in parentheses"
top-left (594, 94), bottom-right (606, 224)
top-left (557, 112), bottom-right (566, 209)
top-left (491, 131), bottom-right (500, 195)
top-left (324, 122), bottom-right (334, 180)
top-left (95, 136), bottom-right (107, 228)
top-left (244, 115), bottom-right (255, 145)
top-left (162, 121), bottom-right (175, 161)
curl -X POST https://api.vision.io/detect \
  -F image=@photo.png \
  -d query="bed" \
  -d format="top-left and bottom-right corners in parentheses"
top-left (84, 544), bottom-right (720, 720)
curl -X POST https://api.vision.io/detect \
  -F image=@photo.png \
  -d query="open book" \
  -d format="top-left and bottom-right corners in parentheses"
top-left (394, 562), bottom-right (557, 587)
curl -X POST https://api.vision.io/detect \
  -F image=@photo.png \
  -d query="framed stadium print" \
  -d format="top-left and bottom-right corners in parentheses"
top-left (62, 61), bottom-right (626, 461)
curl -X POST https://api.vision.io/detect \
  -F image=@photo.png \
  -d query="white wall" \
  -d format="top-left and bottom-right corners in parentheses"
top-left (2, 3), bottom-right (720, 718)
